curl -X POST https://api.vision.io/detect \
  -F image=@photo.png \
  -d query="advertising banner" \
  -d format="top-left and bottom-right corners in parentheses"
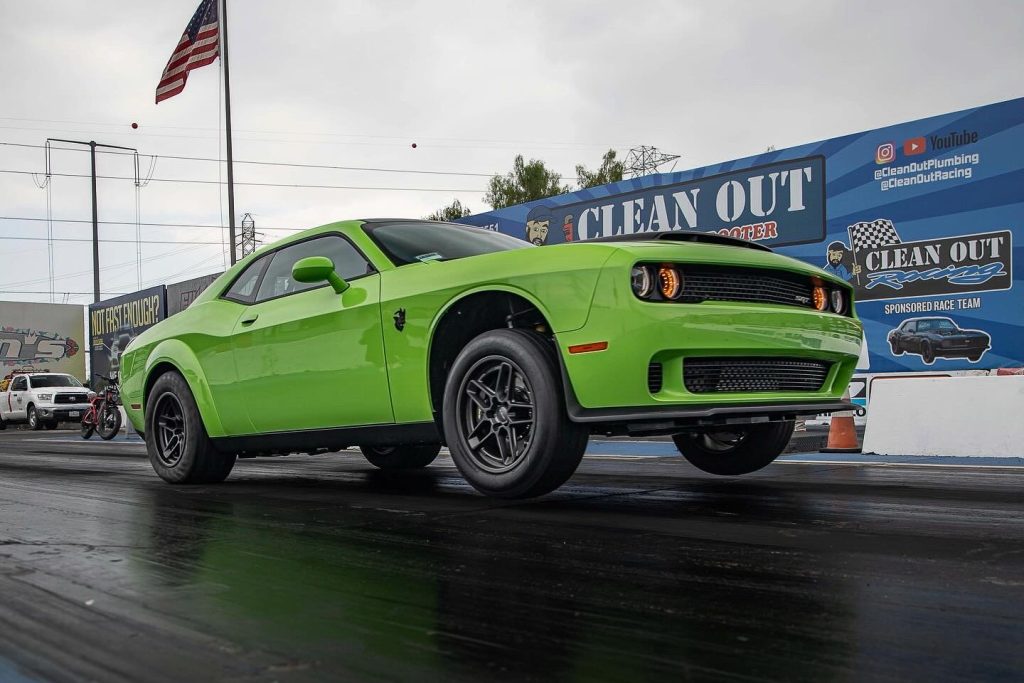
top-left (0, 301), bottom-right (86, 380)
top-left (88, 286), bottom-right (165, 385)
top-left (166, 272), bottom-right (222, 317)
top-left (461, 97), bottom-right (1024, 372)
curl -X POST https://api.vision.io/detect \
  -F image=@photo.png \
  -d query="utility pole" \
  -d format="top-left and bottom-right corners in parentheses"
top-left (47, 138), bottom-right (137, 303)
top-left (624, 145), bottom-right (681, 178)
top-left (221, 0), bottom-right (237, 264)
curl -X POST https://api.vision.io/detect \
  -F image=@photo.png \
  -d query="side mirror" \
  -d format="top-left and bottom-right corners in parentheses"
top-left (292, 256), bottom-right (349, 294)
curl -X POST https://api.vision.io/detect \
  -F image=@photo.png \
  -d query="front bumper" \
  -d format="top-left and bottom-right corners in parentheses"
top-left (556, 255), bottom-right (863, 423)
top-left (37, 404), bottom-right (90, 421)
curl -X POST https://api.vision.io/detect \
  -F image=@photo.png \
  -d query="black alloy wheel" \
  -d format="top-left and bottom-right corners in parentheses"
top-left (154, 393), bottom-right (187, 467)
top-left (458, 356), bottom-right (536, 474)
top-left (442, 328), bottom-right (589, 499)
top-left (145, 371), bottom-right (236, 484)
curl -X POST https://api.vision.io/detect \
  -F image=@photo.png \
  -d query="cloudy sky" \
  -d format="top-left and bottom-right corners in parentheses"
top-left (1, 0), bottom-right (1022, 304)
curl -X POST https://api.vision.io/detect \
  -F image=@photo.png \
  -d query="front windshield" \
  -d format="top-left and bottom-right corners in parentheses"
top-left (30, 374), bottom-right (83, 388)
top-left (919, 319), bottom-right (957, 332)
top-left (362, 221), bottom-right (531, 266)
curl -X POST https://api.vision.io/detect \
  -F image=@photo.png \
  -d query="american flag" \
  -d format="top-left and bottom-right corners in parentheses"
top-left (155, 0), bottom-right (220, 104)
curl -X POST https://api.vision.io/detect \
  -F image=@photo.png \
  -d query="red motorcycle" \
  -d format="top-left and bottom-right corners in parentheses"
top-left (81, 374), bottom-right (123, 440)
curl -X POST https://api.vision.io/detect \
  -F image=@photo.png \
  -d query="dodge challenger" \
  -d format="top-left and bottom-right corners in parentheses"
top-left (119, 219), bottom-right (862, 498)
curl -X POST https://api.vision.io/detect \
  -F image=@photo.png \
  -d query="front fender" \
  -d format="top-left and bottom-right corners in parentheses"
top-left (143, 338), bottom-right (226, 437)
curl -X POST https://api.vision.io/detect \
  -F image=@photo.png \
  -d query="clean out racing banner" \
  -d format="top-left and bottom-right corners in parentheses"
top-left (88, 285), bottom-right (165, 385)
top-left (0, 301), bottom-right (86, 380)
top-left (461, 97), bottom-right (1024, 372)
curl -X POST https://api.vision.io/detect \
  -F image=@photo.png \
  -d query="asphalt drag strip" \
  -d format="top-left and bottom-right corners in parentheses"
top-left (0, 430), bottom-right (1021, 682)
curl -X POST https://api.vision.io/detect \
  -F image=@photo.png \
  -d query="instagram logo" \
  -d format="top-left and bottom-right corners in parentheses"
top-left (876, 142), bottom-right (896, 164)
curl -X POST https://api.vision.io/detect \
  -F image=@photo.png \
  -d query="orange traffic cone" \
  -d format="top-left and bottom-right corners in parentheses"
top-left (821, 388), bottom-right (861, 453)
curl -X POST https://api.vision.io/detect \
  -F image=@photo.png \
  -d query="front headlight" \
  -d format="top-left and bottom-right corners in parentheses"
top-left (37, 393), bottom-right (53, 402)
top-left (830, 288), bottom-right (846, 314)
top-left (631, 265), bottom-right (654, 299)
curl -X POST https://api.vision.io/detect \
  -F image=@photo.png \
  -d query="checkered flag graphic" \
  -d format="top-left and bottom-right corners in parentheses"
top-left (848, 218), bottom-right (902, 251)
top-left (845, 219), bottom-right (901, 287)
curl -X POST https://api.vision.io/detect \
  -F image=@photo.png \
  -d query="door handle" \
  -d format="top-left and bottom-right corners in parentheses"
top-left (241, 314), bottom-right (259, 325)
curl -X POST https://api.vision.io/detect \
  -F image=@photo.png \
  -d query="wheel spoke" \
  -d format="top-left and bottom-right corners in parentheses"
top-left (491, 362), bottom-right (508, 401)
top-left (495, 427), bottom-right (513, 463)
top-left (466, 419), bottom-right (492, 451)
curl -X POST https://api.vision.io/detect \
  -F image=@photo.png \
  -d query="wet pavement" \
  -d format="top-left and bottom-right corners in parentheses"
top-left (0, 430), bottom-right (1022, 682)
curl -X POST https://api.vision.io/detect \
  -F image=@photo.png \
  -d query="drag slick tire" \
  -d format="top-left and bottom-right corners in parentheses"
top-left (443, 328), bottom-right (588, 499)
top-left (673, 421), bottom-right (795, 476)
top-left (146, 371), bottom-right (236, 484)
top-left (361, 444), bottom-right (441, 470)
top-left (27, 405), bottom-right (42, 431)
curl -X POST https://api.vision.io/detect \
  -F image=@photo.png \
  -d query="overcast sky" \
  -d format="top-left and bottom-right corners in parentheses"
top-left (1, 0), bottom-right (1022, 304)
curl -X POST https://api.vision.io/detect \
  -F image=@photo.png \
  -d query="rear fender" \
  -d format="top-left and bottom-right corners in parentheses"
top-left (144, 339), bottom-right (225, 436)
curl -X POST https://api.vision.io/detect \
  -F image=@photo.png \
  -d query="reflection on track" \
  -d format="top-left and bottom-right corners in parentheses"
top-left (0, 432), bottom-right (1021, 682)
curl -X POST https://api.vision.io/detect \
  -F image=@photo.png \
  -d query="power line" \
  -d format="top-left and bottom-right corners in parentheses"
top-left (0, 290), bottom-right (132, 296)
top-left (0, 168), bottom-right (486, 193)
top-left (0, 141), bottom-right (495, 178)
top-left (0, 235), bottom-right (224, 245)
top-left (0, 215), bottom-right (301, 232)
top-left (0, 141), bottom-right (594, 180)
top-left (0, 119), bottom-right (632, 150)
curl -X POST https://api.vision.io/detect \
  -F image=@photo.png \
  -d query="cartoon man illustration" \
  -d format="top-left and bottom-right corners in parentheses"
top-left (824, 241), bottom-right (861, 282)
top-left (525, 206), bottom-right (551, 246)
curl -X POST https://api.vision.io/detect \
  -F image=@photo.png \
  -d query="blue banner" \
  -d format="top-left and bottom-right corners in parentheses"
top-left (461, 97), bottom-right (1024, 372)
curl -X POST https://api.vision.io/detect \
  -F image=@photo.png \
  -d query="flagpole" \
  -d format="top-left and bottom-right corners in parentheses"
top-left (220, 0), bottom-right (237, 265)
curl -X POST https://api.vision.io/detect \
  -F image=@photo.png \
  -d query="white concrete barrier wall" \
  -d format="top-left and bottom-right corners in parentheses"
top-left (862, 375), bottom-right (1024, 457)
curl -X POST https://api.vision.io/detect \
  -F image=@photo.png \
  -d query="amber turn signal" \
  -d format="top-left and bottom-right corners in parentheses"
top-left (812, 285), bottom-right (828, 311)
top-left (658, 265), bottom-right (682, 300)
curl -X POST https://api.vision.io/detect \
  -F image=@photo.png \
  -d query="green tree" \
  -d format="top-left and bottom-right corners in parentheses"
top-left (485, 155), bottom-right (570, 209)
top-left (425, 198), bottom-right (472, 222)
top-left (575, 149), bottom-right (624, 189)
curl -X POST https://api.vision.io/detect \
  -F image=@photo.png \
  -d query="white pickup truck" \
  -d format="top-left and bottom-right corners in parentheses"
top-left (0, 371), bottom-right (92, 430)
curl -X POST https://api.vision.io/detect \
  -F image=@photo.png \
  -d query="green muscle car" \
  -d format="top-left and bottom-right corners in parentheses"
top-left (120, 219), bottom-right (862, 498)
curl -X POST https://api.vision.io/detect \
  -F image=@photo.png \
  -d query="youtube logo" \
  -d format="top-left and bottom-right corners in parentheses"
top-left (904, 136), bottom-right (927, 156)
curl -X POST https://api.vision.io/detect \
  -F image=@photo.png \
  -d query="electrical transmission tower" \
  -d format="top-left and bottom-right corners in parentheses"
top-left (237, 212), bottom-right (259, 259)
top-left (624, 146), bottom-right (681, 178)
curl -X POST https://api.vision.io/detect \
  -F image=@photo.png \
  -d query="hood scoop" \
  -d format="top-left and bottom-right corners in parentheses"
top-left (586, 230), bottom-right (772, 252)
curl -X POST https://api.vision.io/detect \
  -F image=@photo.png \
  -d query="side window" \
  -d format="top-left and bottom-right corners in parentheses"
top-left (905, 322), bottom-right (916, 333)
top-left (223, 255), bottom-right (271, 304)
top-left (255, 236), bottom-right (372, 303)
top-left (12, 376), bottom-right (27, 391)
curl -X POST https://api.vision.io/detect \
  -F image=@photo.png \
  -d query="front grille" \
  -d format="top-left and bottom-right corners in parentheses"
top-left (647, 362), bottom-right (663, 393)
top-left (680, 266), bottom-right (818, 311)
top-left (54, 393), bottom-right (89, 404)
top-left (684, 357), bottom-right (831, 394)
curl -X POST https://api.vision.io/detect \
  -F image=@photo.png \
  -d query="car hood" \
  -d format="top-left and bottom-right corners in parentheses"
top-left (571, 239), bottom-right (850, 290)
